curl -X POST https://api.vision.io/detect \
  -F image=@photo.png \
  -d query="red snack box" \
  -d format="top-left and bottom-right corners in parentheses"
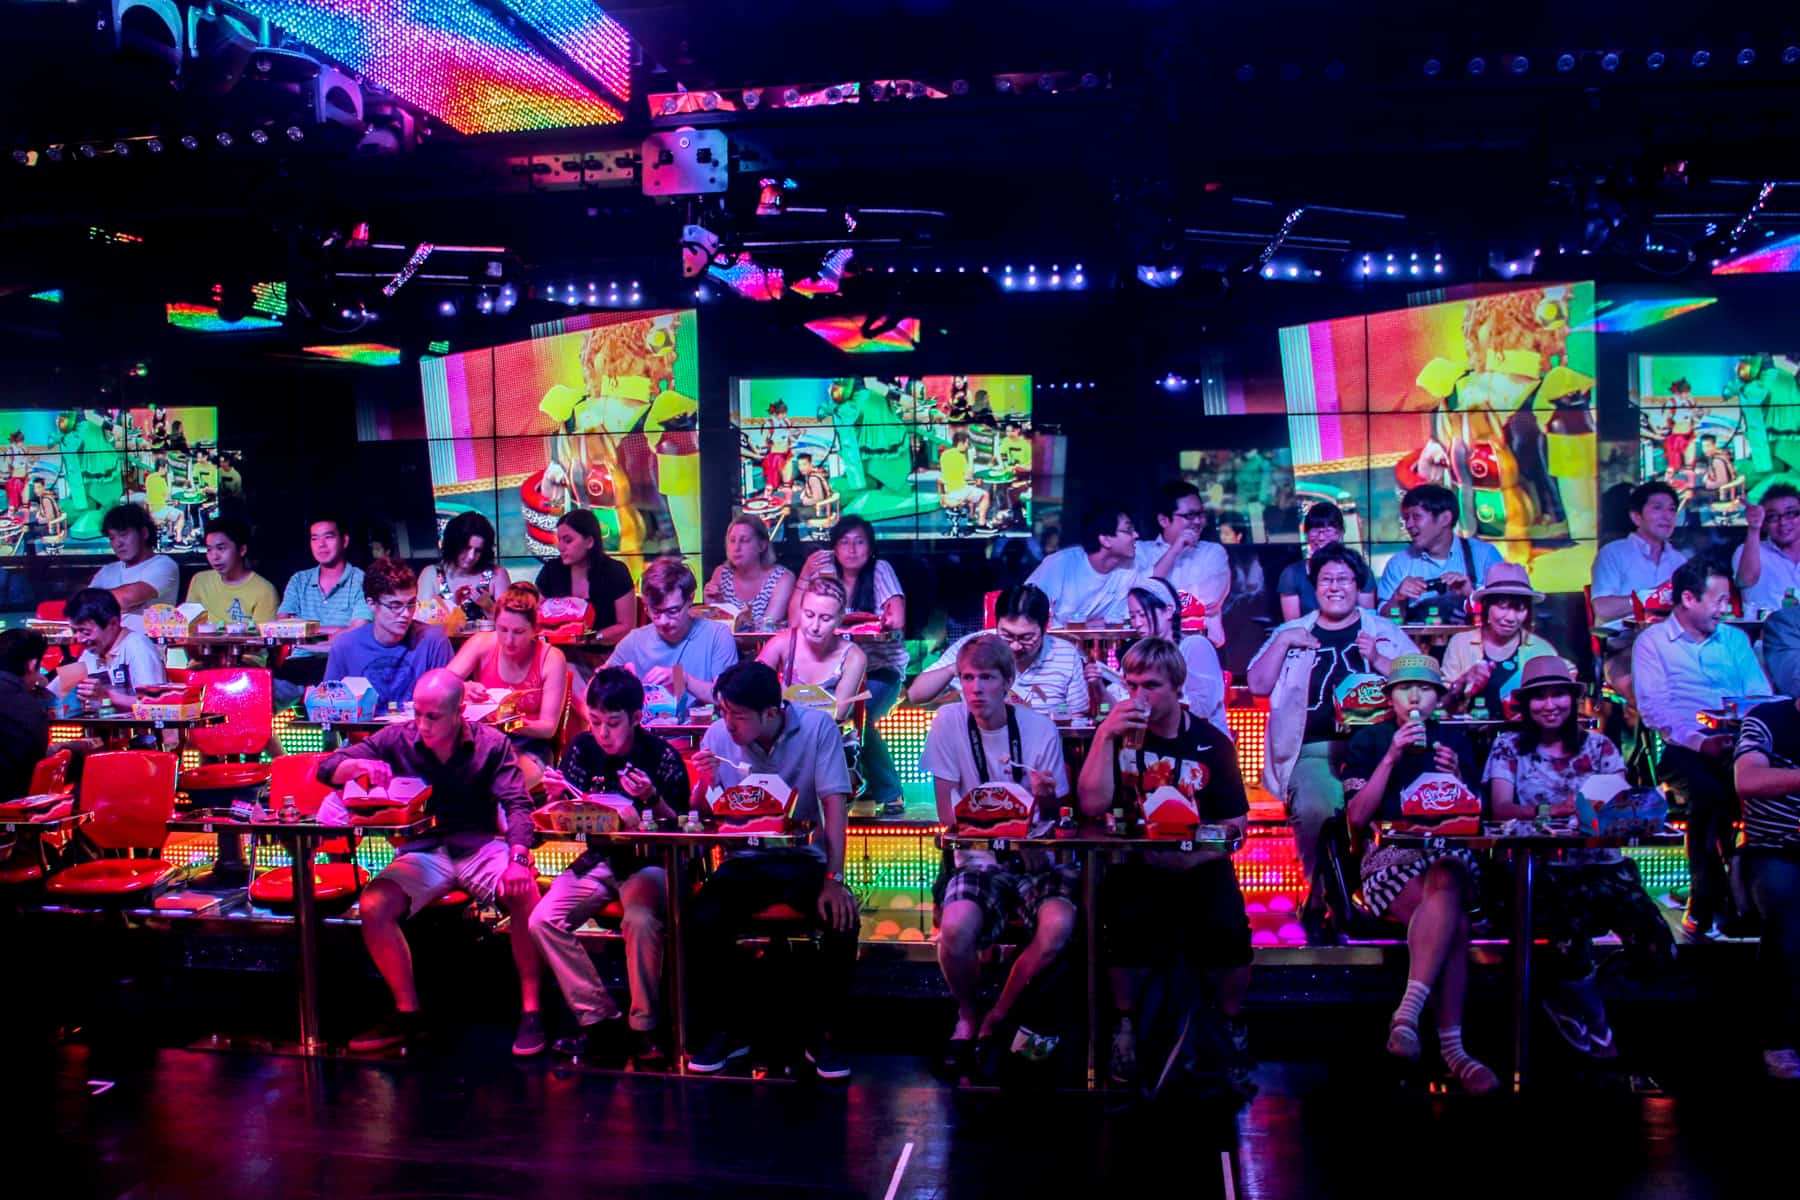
top-left (706, 772), bottom-right (796, 834)
top-left (954, 781), bottom-right (1035, 838)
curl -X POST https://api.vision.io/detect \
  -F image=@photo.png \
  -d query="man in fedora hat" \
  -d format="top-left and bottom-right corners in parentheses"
top-left (1440, 562), bottom-right (1557, 716)
top-left (1592, 481), bottom-right (1688, 623)
top-left (1633, 558), bottom-right (1771, 940)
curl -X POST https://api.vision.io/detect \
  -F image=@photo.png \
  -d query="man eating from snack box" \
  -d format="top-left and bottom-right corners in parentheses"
top-left (923, 634), bottom-right (1074, 1079)
top-left (1078, 637), bottom-right (1252, 1093)
top-left (318, 668), bottom-right (546, 1057)
top-left (606, 556), bottom-right (740, 709)
top-left (530, 668), bottom-right (692, 1067)
top-left (684, 661), bottom-right (858, 1079)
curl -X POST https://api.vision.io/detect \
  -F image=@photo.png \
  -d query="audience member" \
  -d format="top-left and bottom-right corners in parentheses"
top-left (447, 581), bottom-right (569, 777)
top-left (1118, 576), bottom-right (1228, 730)
top-left (1342, 654), bottom-right (1498, 1094)
top-left (66, 586), bottom-right (167, 707)
top-left (1079, 637), bottom-right (1253, 1092)
top-left (1439, 563), bottom-right (1555, 716)
top-left (1486, 656), bottom-right (1673, 1058)
top-left (1592, 481), bottom-right (1688, 622)
top-left (757, 577), bottom-right (869, 722)
top-left (925, 635), bottom-right (1074, 1076)
top-left (606, 557), bottom-right (739, 708)
top-left (537, 509), bottom-right (638, 643)
top-left (1136, 481), bottom-right (1229, 644)
top-left (0, 629), bottom-right (51, 801)
top-left (1633, 558), bottom-right (1770, 939)
top-left (937, 429), bottom-right (994, 529)
top-left (1732, 695), bottom-right (1800, 1080)
top-left (686, 662), bottom-right (857, 1078)
top-left (1760, 603), bottom-right (1800, 697)
top-left (532, 669), bottom-right (691, 1066)
top-left (321, 670), bottom-right (544, 1056)
top-left (909, 583), bottom-right (1087, 715)
top-left (1277, 501), bottom-right (1374, 619)
top-left (705, 513), bottom-right (795, 630)
top-left (792, 517), bottom-right (909, 815)
top-left (1377, 484), bottom-right (1502, 623)
top-left (274, 513), bottom-right (371, 707)
top-left (417, 511), bottom-right (511, 619)
top-left (1735, 483), bottom-right (1800, 612)
top-left (322, 558), bottom-right (454, 708)
top-left (1026, 506), bottom-right (1145, 625)
top-left (185, 517), bottom-right (279, 624)
top-left (88, 502), bottom-right (178, 613)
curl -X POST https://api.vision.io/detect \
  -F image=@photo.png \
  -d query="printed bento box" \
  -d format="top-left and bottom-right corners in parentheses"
top-left (954, 780), bottom-right (1035, 838)
top-left (1396, 771), bottom-right (1482, 836)
top-left (141, 603), bottom-right (208, 640)
top-left (260, 618), bottom-right (318, 640)
top-left (705, 773), bottom-right (797, 834)
top-left (1144, 786), bottom-right (1200, 839)
top-left (533, 793), bottom-right (639, 835)
top-left (131, 683), bottom-right (207, 721)
top-left (305, 677), bottom-right (381, 723)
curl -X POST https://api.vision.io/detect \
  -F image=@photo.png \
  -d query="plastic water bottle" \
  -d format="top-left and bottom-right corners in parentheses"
top-left (1470, 696), bottom-right (1490, 722)
top-left (281, 794), bottom-right (299, 823)
top-left (640, 805), bottom-right (658, 832)
top-left (1054, 806), bottom-right (1078, 839)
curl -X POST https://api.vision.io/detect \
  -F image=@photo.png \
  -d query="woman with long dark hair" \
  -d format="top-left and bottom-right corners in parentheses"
top-left (419, 511), bottom-right (512, 617)
top-left (537, 509), bottom-right (638, 643)
top-left (1120, 576), bottom-right (1229, 730)
top-left (792, 516), bottom-right (908, 814)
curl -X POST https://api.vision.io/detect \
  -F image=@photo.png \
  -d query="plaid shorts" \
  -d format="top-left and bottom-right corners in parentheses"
top-left (942, 861), bottom-right (1081, 947)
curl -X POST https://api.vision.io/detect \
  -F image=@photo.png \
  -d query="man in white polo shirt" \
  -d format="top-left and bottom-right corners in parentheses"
top-left (1591, 481), bottom-right (1689, 622)
top-left (1734, 483), bottom-right (1800, 612)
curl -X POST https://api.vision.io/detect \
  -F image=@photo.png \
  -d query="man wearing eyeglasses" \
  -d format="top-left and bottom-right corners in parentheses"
top-left (1136, 481), bottom-right (1230, 646)
top-left (908, 583), bottom-right (1090, 715)
top-left (606, 556), bottom-right (739, 708)
top-left (322, 557), bottom-right (454, 708)
top-left (1735, 483), bottom-right (1800, 613)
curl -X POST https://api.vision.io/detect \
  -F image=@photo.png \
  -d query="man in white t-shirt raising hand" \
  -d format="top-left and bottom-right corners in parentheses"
top-left (924, 634), bottom-right (1074, 1079)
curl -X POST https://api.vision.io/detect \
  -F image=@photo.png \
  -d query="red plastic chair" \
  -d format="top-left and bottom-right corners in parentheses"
top-left (28, 748), bottom-right (73, 797)
top-left (181, 668), bottom-right (274, 799)
top-left (45, 751), bottom-right (180, 900)
top-left (982, 590), bottom-right (1001, 629)
top-left (0, 749), bottom-right (79, 885)
top-left (248, 753), bottom-right (368, 909)
top-left (35, 600), bottom-right (66, 621)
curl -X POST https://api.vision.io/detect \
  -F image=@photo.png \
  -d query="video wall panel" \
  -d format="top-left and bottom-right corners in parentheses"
top-left (1630, 353), bottom-right (1800, 525)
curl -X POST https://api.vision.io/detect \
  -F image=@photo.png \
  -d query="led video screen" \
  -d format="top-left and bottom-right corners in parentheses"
top-left (1629, 354), bottom-right (1800, 525)
top-left (0, 406), bottom-right (225, 556)
top-left (730, 374), bottom-right (1041, 540)
top-left (1278, 283), bottom-right (1598, 592)
top-left (417, 309), bottom-right (700, 573)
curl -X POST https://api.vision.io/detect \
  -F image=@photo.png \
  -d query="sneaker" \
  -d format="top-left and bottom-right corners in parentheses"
top-left (687, 1033), bottom-right (749, 1074)
top-left (629, 1028), bottom-right (669, 1069)
top-left (349, 1010), bottom-right (424, 1054)
top-left (512, 1010), bottom-right (548, 1057)
top-left (552, 1015), bottom-right (624, 1062)
top-left (877, 799), bottom-right (907, 818)
top-left (1109, 1019), bottom-right (1138, 1085)
top-left (1680, 916), bottom-right (1720, 943)
top-left (1540, 990), bottom-right (1595, 1056)
top-left (1765, 1048), bottom-right (1800, 1081)
top-left (805, 1038), bottom-right (852, 1080)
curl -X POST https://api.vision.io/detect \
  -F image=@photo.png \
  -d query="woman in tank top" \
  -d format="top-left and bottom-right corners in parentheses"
top-left (705, 513), bottom-right (795, 630)
top-left (756, 576), bottom-right (868, 722)
top-left (449, 581), bottom-right (569, 780)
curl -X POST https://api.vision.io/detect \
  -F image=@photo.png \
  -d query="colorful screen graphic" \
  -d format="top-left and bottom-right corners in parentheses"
top-left (0, 407), bottom-right (226, 556)
top-left (1630, 354), bottom-right (1800, 525)
top-left (418, 310), bottom-right (700, 573)
top-left (1279, 283), bottom-right (1599, 592)
top-left (731, 375), bottom-right (1039, 540)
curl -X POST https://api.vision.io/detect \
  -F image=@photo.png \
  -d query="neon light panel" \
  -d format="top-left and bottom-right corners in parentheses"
top-left (303, 342), bottom-right (404, 366)
top-left (1577, 296), bottom-right (1717, 333)
top-left (803, 315), bottom-right (922, 352)
top-left (495, 0), bottom-right (632, 101)
top-left (251, 282), bottom-right (288, 317)
top-left (229, 1), bottom-right (624, 134)
top-left (1714, 232), bottom-right (1800, 274)
top-left (166, 303), bottom-right (282, 332)
top-left (29, 289), bottom-right (62, 304)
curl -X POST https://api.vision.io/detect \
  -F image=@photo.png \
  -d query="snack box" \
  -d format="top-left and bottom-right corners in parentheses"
top-left (1177, 590), bottom-right (1208, 633)
top-left (1397, 770), bottom-right (1482, 835)
top-left (141, 602), bottom-right (208, 640)
top-left (538, 597), bottom-right (595, 643)
top-left (643, 681), bottom-right (682, 722)
top-left (1144, 785), bottom-right (1200, 839)
top-left (782, 681), bottom-right (837, 715)
top-left (340, 776), bottom-right (432, 815)
top-left (260, 618), bottom-right (318, 640)
top-left (305, 677), bottom-right (381, 723)
top-left (1723, 694), bottom-right (1788, 719)
top-left (1574, 777), bottom-right (1667, 838)
top-left (692, 601), bottom-right (744, 625)
top-left (706, 772), bottom-right (796, 834)
top-left (132, 683), bottom-right (207, 721)
top-left (532, 793), bottom-right (639, 834)
top-left (953, 780), bottom-right (1035, 838)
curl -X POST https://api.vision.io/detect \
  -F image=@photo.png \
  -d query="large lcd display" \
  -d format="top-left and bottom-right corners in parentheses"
top-left (1630, 354), bottom-right (1800, 525)
top-left (417, 310), bottom-right (700, 569)
top-left (0, 406), bottom-right (225, 555)
top-left (1279, 284), bottom-right (1598, 592)
top-left (730, 374), bottom-right (1040, 540)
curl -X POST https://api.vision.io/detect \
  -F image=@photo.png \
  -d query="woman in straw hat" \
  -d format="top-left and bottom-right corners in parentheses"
top-left (1483, 655), bottom-right (1673, 1060)
top-left (1440, 561), bottom-right (1555, 717)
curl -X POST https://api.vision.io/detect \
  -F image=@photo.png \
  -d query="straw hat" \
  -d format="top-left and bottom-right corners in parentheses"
top-left (1472, 561), bottom-right (1545, 605)
top-left (1511, 655), bottom-right (1581, 697)
top-left (1383, 653), bottom-right (1446, 693)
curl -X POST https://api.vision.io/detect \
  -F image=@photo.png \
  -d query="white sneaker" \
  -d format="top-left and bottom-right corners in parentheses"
top-left (1764, 1049), bottom-right (1800, 1081)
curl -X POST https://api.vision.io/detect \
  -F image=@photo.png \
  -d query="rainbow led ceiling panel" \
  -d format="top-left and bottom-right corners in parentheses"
top-left (496, 0), bottom-right (632, 101)
top-left (303, 342), bottom-right (404, 365)
top-left (231, 1), bottom-right (625, 134)
top-left (1714, 232), bottom-right (1800, 275)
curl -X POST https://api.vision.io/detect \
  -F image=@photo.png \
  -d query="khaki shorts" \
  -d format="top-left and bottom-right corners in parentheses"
top-left (375, 835), bottom-right (513, 913)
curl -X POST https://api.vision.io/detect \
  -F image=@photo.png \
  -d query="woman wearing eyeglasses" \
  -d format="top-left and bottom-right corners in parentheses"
top-left (322, 557), bottom-right (455, 709)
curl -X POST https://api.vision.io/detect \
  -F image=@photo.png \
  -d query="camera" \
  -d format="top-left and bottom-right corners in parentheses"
top-left (1421, 578), bottom-right (1450, 595)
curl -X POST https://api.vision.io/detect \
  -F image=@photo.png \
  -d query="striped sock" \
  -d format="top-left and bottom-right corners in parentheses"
top-left (1438, 1024), bottom-right (1471, 1070)
top-left (1391, 980), bottom-right (1430, 1031)
top-left (1439, 1025), bottom-right (1499, 1092)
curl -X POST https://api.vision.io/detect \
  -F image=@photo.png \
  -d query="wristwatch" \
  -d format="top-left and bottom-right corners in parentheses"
top-left (824, 870), bottom-right (845, 884)
top-left (511, 850), bottom-right (533, 868)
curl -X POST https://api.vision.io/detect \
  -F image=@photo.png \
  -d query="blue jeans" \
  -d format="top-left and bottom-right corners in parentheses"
top-left (1743, 849), bottom-right (1800, 1050)
top-left (860, 668), bottom-right (903, 805)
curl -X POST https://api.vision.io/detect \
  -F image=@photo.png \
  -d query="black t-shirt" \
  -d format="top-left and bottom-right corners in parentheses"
top-left (1302, 621), bottom-right (1368, 742)
top-left (1109, 711), bottom-right (1250, 823)
top-left (1472, 652), bottom-right (1521, 716)
top-left (537, 553), bottom-right (636, 618)
top-left (1341, 720), bottom-right (1479, 823)
top-left (558, 726), bottom-right (692, 876)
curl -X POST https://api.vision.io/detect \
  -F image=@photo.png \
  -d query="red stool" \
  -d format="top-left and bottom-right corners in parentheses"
top-left (45, 751), bottom-right (180, 902)
top-left (249, 752), bottom-right (368, 910)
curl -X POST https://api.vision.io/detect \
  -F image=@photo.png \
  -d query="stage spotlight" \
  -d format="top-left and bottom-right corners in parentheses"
top-left (1647, 51), bottom-right (1666, 70)
top-left (1738, 48), bottom-right (1756, 66)
top-left (951, 79), bottom-right (970, 95)
top-left (77, 144), bottom-right (97, 159)
top-left (1467, 57), bottom-right (1487, 76)
top-left (439, 299), bottom-right (457, 317)
top-left (216, 132), bottom-right (233, 147)
top-left (285, 126), bottom-right (304, 141)
top-left (1038, 73), bottom-right (1057, 91)
top-left (1510, 55), bottom-right (1530, 74)
top-left (1422, 58), bottom-right (1441, 76)
top-left (1235, 64), bottom-right (1255, 82)
top-left (475, 289), bottom-right (494, 314)
top-left (1556, 53), bottom-right (1576, 72)
top-left (179, 134), bottom-right (198, 150)
top-left (1080, 72), bottom-right (1100, 88)
top-left (742, 88), bottom-right (761, 109)
top-left (144, 137), bottom-right (162, 153)
top-left (1692, 50), bottom-right (1710, 68)
top-left (1601, 52), bottom-right (1620, 71)
top-left (112, 141), bottom-right (129, 156)
top-left (995, 77), bottom-right (1013, 93)
top-left (248, 129), bottom-right (268, 145)
top-left (1786, 46), bottom-right (1800, 64)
